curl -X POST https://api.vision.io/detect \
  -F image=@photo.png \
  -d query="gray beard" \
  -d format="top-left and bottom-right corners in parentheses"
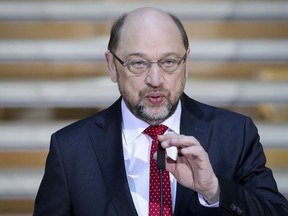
top-left (115, 67), bottom-right (186, 125)
top-left (133, 98), bottom-right (178, 125)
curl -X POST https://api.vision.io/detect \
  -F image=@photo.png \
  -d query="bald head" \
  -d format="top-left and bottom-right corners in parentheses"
top-left (107, 7), bottom-right (189, 53)
top-left (124, 7), bottom-right (175, 30)
top-left (127, 7), bottom-right (170, 20)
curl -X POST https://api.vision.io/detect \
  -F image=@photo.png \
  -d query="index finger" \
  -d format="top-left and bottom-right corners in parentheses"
top-left (158, 134), bottom-right (201, 148)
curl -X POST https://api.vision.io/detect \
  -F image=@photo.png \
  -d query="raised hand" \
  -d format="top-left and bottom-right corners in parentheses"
top-left (158, 133), bottom-right (220, 204)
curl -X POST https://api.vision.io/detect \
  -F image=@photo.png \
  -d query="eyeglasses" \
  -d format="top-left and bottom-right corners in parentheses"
top-left (110, 51), bottom-right (187, 75)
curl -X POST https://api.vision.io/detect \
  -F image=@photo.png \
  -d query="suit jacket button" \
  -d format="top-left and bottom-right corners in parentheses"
top-left (235, 207), bottom-right (243, 215)
top-left (230, 203), bottom-right (237, 211)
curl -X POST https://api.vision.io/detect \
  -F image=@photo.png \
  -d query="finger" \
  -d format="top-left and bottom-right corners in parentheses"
top-left (164, 155), bottom-right (177, 173)
top-left (153, 152), bottom-right (177, 175)
top-left (179, 145), bottom-right (210, 167)
top-left (179, 145), bottom-right (203, 156)
top-left (159, 134), bottom-right (201, 149)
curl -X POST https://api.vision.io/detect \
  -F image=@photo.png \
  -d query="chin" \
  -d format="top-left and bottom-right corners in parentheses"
top-left (140, 106), bottom-right (170, 125)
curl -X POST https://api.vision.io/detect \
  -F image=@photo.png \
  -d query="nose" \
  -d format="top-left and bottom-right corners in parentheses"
top-left (145, 62), bottom-right (163, 87)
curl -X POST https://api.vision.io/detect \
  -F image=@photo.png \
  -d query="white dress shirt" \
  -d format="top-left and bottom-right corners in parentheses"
top-left (121, 99), bottom-right (218, 216)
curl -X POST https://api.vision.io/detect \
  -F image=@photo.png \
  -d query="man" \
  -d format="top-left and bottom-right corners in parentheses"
top-left (33, 7), bottom-right (288, 216)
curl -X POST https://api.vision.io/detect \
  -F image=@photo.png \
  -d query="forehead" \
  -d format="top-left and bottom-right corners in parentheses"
top-left (117, 9), bottom-right (184, 55)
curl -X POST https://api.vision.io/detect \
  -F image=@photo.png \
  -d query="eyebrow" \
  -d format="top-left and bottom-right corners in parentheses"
top-left (126, 52), bottom-right (183, 60)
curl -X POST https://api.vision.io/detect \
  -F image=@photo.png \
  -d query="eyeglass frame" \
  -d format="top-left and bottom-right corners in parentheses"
top-left (109, 51), bottom-right (187, 75)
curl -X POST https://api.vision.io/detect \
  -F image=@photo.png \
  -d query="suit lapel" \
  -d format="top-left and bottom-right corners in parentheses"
top-left (180, 94), bottom-right (211, 151)
top-left (90, 98), bottom-right (138, 216)
top-left (174, 94), bottom-right (212, 215)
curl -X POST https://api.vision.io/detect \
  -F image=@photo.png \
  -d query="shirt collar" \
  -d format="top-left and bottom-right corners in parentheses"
top-left (121, 99), bottom-right (181, 145)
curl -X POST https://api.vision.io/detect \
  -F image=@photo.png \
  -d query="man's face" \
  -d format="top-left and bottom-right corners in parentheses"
top-left (107, 11), bottom-right (189, 125)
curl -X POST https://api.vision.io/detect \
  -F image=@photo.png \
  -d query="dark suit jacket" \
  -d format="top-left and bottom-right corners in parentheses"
top-left (34, 94), bottom-right (288, 216)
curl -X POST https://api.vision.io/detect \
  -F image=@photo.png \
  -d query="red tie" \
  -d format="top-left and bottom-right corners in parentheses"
top-left (144, 125), bottom-right (172, 216)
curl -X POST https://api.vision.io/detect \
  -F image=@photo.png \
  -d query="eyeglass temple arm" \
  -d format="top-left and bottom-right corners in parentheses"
top-left (110, 51), bottom-right (125, 65)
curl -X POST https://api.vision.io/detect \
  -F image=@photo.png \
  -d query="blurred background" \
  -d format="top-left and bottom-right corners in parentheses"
top-left (0, 0), bottom-right (288, 215)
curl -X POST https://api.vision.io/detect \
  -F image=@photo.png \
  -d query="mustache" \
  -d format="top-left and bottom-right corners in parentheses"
top-left (139, 87), bottom-right (168, 97)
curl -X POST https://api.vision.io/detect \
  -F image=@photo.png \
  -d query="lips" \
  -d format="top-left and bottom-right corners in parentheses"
top-left (146, 92), bottom-right (165, 104)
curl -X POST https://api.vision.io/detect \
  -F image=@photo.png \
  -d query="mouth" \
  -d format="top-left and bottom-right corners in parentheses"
top-left (145, 92), bottom-right (165, 105)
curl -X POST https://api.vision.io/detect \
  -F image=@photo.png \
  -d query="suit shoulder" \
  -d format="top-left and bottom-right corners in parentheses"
top-left (183, 95), bottom-right (250, 123)
top-left (53, 112), bottom-right (98, 138)
top-left (199, 100), bottom-right (246, 119)
top-left (54, 98), bottom-right (121, 138)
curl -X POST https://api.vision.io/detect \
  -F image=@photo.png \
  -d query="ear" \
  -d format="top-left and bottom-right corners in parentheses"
top-left (105, 51), bottom-right (118, 83)
top-left (185, 48), bottom-right (190, 79)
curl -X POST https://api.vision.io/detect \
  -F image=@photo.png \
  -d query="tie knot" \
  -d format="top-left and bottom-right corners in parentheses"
top-left (143, 124), bottom-right (168, 139)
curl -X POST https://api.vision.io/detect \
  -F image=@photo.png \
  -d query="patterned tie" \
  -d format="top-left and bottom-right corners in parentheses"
top-left (144, 125), bottom-right (172, 216)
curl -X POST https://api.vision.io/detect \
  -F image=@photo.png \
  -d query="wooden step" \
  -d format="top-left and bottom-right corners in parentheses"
top-left (0, 121), bottom-right (71, 150)
top-left (226, 105), bottom-right (288, 123)
top-left (183, 21), bottom-right (288, 39)
top-left (0, 107), bottom-right (100, 121)
top-left (1, 148), bottom-right (287, 168)
top-left (0, 2), bottom-right (287, 21)
top-left (1, 39), bottom-right (288, 61)
top-left (0, 122), bottom-right (287, 151)
top-left (188, 62), bottom-right (288, 81)
top-left (0, 151), bottom-right (48, 168)
top-left (265, 149), bottom-right (288, 168)
top-left (1, 78), bottom-right (288, 108)
top-left (0, 199), bottom-right (34, 215)
top-left (1, 21), bottom-right (288, 39)
top-left (1, 62), bottom-right (288, 80)
top-left (0, 21), bottom-right (111, 39)
top-left (0, 169), bottom-right (43, 199)
top-left (1, 106), bottom-right (287, 123)
top-left (256, 104), bottom-right (288, 122)
top-left (1, 105), bottom-right (288, 123)
top-left (0, 62), bottom-right (108, 79)
top-left (257, 68), bottom-right (288, 81)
